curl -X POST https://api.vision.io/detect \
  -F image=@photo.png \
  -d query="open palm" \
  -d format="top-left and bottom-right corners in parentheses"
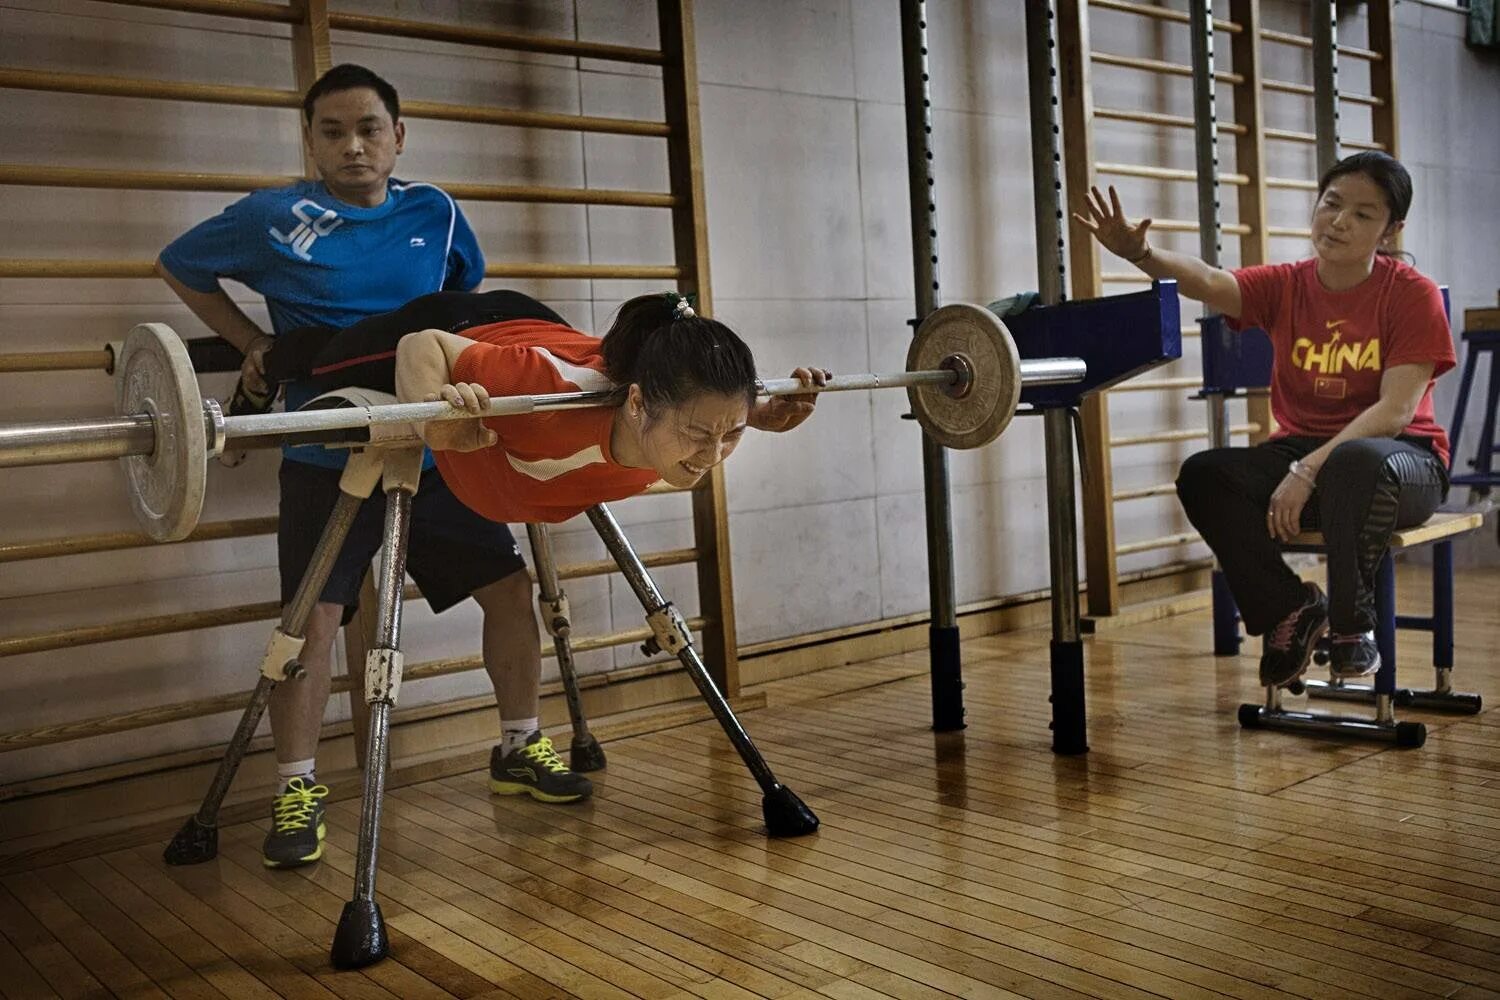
top-left (1073, 185), bottom-right (1152, 261)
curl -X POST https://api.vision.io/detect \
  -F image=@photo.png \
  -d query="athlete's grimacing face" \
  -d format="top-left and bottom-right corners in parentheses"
top-left (629, 390), bottom-right (751, 488)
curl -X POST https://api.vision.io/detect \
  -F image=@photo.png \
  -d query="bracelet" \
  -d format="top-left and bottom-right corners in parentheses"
top-left (1287, 460), bottom-right (1318, 487)
top-left (1126, 244), bottom-right (1153, 265)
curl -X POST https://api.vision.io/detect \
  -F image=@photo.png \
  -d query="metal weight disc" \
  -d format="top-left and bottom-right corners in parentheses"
top-left (906, 303), bottom-right (1022, 449)
top-left (116, 323), bottom-right (206, 541)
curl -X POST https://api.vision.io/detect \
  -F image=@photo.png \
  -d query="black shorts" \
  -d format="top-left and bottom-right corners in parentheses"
top-left (264, 289), bottom-right (569, 393)
top-left (278, 458), bottom-right (527, 624)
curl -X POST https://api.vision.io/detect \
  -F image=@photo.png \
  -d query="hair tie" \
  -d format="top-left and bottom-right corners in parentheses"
top-left (664, 291), bottom-right (697, 321)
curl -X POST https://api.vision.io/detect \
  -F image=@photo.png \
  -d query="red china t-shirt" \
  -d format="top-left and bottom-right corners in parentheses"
top-left (432, 319), bottom-right (660, 524)
top-left (1228, 255), bottom-right (1456, 465)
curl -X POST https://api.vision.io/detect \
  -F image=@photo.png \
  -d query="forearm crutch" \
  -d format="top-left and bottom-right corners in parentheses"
top-left (330, 446), bottom-right (423, 970)
top-left (584, 503), bottom-right (818, 837)
top-left (163, 449), bottom-right (385, 865)
top-left (525, 523), bottom-right (607, 772)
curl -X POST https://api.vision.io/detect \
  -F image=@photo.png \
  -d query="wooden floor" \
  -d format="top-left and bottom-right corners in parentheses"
top-left (3, 564), bottom-right (1498, 999)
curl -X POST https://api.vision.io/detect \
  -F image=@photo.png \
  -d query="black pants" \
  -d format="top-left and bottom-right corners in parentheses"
top-left (264, 290), bottom-right (567, 394)
top-left (1176, 436), bottom-right (1448, 636)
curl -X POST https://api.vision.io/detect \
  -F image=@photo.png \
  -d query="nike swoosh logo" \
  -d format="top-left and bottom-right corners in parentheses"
top-left (1325, 320), bottom-right (1348, 330)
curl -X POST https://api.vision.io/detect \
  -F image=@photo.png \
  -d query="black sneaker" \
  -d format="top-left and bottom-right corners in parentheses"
top-left (1330, 632), bottom-right (1381, 678)
top-left (489, 732), bottom-right (593, 804)
top-left (1260, 583), bottom-right (1330, 688)
top-left (261, 777), bottom-right (329, 869)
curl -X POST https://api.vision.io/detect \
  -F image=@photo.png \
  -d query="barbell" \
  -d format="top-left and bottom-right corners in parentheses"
top-left (0, 303), bottom-right (1086, 541)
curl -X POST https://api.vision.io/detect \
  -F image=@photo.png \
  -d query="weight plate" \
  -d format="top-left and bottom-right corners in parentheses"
top-left (116, 323), bottom-right (206, 541)
top-left (907, 303), bottom-right (1022, 449)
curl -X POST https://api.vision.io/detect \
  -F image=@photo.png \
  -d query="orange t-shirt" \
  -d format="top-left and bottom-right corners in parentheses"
top-left (433, 319), bottom-right (660, 524)
top-left (1229, 256), bottom-right (1456, 465)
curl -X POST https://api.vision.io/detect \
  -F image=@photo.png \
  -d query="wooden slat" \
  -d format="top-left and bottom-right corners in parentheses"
top-left (1266, 176), bottom-right (1318, 190)
top-left (0, 163), bottom-right (678, 207)
top-left (660, 0), bottom-right (739, 698)
top-left (1059, 0), bottom-right (1118, 617)
top-left (0, 67), bottom-right (672, 136)
top-left (1094, 106), bottom-right (1247, 136)
top-left (1368, 0), bottom-right (1400, 254)
top-left (1115, 531), bottom-right (1202, 556)
top-left (0, 258), bottom-right (680, 279)
top-left (1262, 77), bottom-right (1383, 106)
top-left (325, 11), bottom-right (666, 65)
top-left (0, 546), bottom-right (701, 657)
top-left (1109, 377), bottom-right (1202, 393)
top-left (1095, 162), bottom-right (1249, 185)
top-left (1087, 0), bottom-right (1240, 33)
top-left (1112, 483), bottom-right (1178, 502)
top-left (1288, 512), bottom-right (1484, 550)
top-left (99, 0), bottom-right (297, 23)
top-left (0, 348), bottom-right (114, 374)
top-left (0, 616), bottom-right (708, 751)
top-left (1259, 28), bottom-right (1382, 61)
top-left (1147, 218), bottom-right (1253, 236)
top-left (1109, 423), bottom-right (1258, 447)
top-left (1267, 225), bottom-right (1312, 238)
top-left (1091, 51), bottom-right (1244, 85)
top-left (0, 517), bottom-right (277, 564)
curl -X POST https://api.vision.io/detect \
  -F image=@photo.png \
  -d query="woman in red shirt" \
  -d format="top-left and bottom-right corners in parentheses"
top-left (1076, 152), bottom-right (1455, 689)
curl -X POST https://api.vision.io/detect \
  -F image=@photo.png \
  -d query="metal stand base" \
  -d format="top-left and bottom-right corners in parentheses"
top-left (1238, 689), bottom-right (1427, 748)
top-left (163, 454), bottom-right (379, 866)
top-left (586, 503), bottom-right (818, 838)
top-left (1303, 672), bottom-right (1483, 714)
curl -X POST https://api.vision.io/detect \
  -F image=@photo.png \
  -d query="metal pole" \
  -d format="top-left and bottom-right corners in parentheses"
top-left (1189, 0), bottom-right (1244, 658)
top-left (1026, 0), bottom-right (1066, 308)
top-left (1312, 0), bottom-right (1340, 176)
top-left (163, 490), bottom-right (364, 865)
top-left (900, 0), bottom-right (963, 732)
top-left (0, 360), bottom-right (1087, 470)
top-left (585, 503), bottom-right (817, 837)
top-left (526, 522), bottom-right (606, 772)
top-left (1027, 0), bottom-right (1087, 755)
top-left (331, 477), bottom-right (415, 969)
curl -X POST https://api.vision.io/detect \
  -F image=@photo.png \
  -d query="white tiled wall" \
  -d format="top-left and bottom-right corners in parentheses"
top-left (1, 0), bottom-right (1496, 782)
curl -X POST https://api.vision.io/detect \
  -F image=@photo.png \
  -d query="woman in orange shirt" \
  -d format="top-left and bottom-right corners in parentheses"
top-left (275, 289), bottom-right (825, 804)
top-left (1076, 152), bottom-right (1454, 690)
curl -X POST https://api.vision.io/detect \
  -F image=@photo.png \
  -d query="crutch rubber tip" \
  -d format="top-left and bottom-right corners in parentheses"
top-left (762, 784), bottom-right (819, 838)
top-left (331, 900), bottom-right (389, 969)
top-left (162, 816), bottom-right (218, 866)
top-left (570, 736), bottom-right (608, 773)
top-left (1395, 722), bottom-right (1427, 749)
top-left (1237, 704), bottom-right (1264, 729)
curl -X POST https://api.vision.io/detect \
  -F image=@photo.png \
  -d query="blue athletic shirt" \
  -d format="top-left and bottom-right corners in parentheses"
top-left (159, 178), bottom-right (485, 467)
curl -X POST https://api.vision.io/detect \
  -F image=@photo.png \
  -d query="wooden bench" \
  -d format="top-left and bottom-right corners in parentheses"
top-left (1239, 511), bottom-right (1485, 748)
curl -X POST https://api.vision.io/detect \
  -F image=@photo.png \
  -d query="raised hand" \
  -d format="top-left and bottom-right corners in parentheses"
top-left (1073, 185), bottom-right (1153, 263)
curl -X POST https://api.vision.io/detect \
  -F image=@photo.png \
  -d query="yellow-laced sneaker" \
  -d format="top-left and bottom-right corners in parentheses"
top-left (489, 732), bottom-right (593, 803)
top-left (261, 777), bottom-right (329, 869)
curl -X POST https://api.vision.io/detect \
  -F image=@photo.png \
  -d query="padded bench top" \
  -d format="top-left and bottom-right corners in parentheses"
top-left (1285, 511), bottom-right (1484, 551)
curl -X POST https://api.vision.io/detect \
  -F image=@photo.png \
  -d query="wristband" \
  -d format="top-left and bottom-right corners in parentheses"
top-left (1287, 460), bottom-right (1318, 487)
top-left (1126, 244), bottom-right (1153, 265)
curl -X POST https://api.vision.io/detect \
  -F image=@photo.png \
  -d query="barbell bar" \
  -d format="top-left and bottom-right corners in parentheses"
top-left (0, 303), bottom-right (1087, 541)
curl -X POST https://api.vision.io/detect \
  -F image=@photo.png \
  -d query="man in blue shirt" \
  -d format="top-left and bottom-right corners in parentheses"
top-left (158, 64), bottom-right (590, 871)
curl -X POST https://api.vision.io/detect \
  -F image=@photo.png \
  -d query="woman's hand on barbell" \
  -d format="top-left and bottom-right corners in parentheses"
top-left (421, 382), bottom-right (498, 452)
top-left (750, 367), bottom-right (831, 433)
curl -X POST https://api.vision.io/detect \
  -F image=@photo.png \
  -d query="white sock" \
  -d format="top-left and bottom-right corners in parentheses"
top-left (276, 758), bottom-right (316, 792)
top-left (501, 718), bottom-right (540, 756)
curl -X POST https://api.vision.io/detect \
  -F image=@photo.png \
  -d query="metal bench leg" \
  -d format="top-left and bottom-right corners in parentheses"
top-left (1240, 552), bottom-right (1425, 747)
